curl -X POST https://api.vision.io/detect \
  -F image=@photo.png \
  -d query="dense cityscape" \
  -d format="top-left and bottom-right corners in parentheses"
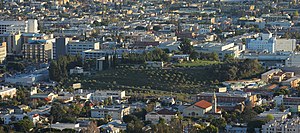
top-left (1, 0), bottom-right (300, 132)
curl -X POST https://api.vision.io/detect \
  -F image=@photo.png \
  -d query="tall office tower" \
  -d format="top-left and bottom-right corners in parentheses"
top-left (54, 37), bottom-right (71, 60)
top-left (27, 19), bottom-right (39, 33)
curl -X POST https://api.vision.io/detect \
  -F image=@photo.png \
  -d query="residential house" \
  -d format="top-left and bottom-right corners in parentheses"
top-left (145, 108), bottom-right (178, 123)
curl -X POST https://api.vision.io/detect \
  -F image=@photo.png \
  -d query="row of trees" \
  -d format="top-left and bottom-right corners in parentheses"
top-left (49, 55), bottom-right (82, 82)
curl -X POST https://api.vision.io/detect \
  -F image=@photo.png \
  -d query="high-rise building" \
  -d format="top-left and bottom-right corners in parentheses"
top-left (23, 40), bottom-right (53, 62)
top-left (27, 19), bottom-right (39, 33)
top-left (0, 32), bottom-right (21, 54)
top-left (54, 37), bottom-right (71, 60)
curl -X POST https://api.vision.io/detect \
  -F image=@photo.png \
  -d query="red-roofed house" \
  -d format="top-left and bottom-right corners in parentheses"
top-left (183, 100), bottom-right (213, 117)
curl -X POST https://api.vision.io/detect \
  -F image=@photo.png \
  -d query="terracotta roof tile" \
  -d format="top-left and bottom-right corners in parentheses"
top-left (194, 100), bottom-right (212, 109)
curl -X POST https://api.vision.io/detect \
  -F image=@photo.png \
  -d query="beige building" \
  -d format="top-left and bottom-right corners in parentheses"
top-left (0, 86), bottom-right (17, 99)
top-left (261, 69), bottom-right (284, 82)
top-left (0, 42), bottom-right (7, 63)
top-left (23, 40), bottom-right (53, 62)
top-left (183, 100), bottom-right (213, 117)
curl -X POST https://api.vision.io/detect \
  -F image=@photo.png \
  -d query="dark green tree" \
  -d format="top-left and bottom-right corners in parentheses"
top-left (126, 120), bottom-right (144, 133)
top-left (14, 118), bottom-right (34, 132)
top-left (123, 115), bottom-right (138, 123)
top-left (179, 39), bottom-right (193, 54)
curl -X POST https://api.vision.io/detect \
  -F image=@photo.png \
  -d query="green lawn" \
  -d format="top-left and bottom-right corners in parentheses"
top-left (175, 60), bottom-right (222, 67)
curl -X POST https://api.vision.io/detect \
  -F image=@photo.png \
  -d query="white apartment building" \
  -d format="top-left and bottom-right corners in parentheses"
top-left (246, 33), bottom-right (276, 53)
top-left (0, 19), bottom-right (38, 34)
top-left (91, 105), bottom-right (130, 120)
top-left (194, 42), bottom-right (242, 60)
top-left (262, 117), bottom-right (300, 133)
top-left (0, 86), bottom-right (17, 99)
top-left (67, 41), bottom-right (100, 56)
top-left (90, 90), bottom-right (126, 101)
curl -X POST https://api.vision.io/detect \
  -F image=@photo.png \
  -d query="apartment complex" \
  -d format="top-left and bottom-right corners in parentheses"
top-left (23, 40), bottom-right (53, 62)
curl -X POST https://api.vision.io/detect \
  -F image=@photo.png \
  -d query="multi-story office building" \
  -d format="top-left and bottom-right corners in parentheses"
top-left (246, 33), bottom-right (276, 53)
top-left (23, 40), bottom-right (53, 62)
top-left (0, 19), bottom-right (38, 34)
top-left (0, 32), bottom-right (22, 54)
top-left (67, 41), bottom-right (100, 56)
top-left (53, 37), bottom-right (71, 60)
top-left (0, 21), bottom-right (27, 34)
